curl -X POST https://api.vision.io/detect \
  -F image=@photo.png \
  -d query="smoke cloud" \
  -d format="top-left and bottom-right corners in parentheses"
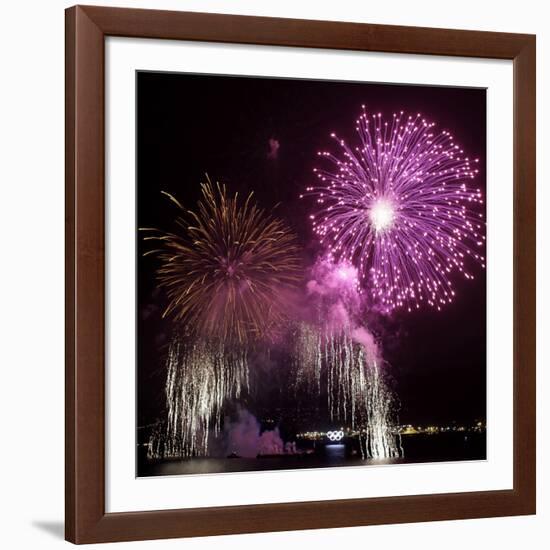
top-left (224, 408), bottom-right (285, 457)
top-left (351, 326), bottom-right (379, 363)
top-left (267, 138), bottom-right (280, 160)
top-left (305, 256), bottom-right (381, 361)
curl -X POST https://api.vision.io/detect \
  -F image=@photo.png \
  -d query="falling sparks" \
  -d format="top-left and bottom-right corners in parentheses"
top-left (305, 107), bottom-right (485, 313)
top-left (142, 177), bottom-right (302, 346)
top-left (324, 327), bottom-right (402, 459)
top-left (292, 323), bottom-right (322, 398)
top-left (294, 322), bottom-right (402, 459)
top-left (148, 338), bottom-right (249, 458)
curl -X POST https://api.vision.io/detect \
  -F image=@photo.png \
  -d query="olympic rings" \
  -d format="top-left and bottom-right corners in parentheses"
top-left (326, 430), bottom-right (344, 442)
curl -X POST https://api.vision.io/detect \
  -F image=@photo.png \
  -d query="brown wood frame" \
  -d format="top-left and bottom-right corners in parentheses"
top-left (65, 4), bottom-right (536, 544)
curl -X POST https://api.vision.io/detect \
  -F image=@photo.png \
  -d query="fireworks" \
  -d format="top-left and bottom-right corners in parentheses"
top-left (148, 337), bottom-right (249, 458)
top-left (293, 258), bottom-right (402, 459)
top-left (143, 178), bottom-right (300, 457)
top-left (292, 323), bottom-right (322, 398)
top-left (143, 106), bottom-right (487, 464)
top-left (293, 322), bottom-right (402, 459)
top-left (143, 178), bottom-right (302, 345)
top-left (305, 107), bottom-right (485, 312)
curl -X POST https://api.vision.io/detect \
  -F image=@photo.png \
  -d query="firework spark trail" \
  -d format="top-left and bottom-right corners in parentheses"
top-left (148, 338), bottom-right (249, 458)
top-left (304, 107), bottom-right (485, 313)
top-left (142, 177), bottom-right (302, 346)
top-left (294, 322), bottom-right (402, 459)
top-left (362, 360), bottom-right (403, 459)
top-left (292, 323), bottom-right (322, 398)
top-left (326, 327), bottom-right (402, 459)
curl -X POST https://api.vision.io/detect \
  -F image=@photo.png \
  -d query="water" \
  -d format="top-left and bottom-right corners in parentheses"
top-left (138, 432), bottom-right (486, 477)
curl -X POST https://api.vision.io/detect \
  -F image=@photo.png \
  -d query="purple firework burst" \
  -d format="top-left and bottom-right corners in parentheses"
top-left (304, 107), bottom-right (485, 313)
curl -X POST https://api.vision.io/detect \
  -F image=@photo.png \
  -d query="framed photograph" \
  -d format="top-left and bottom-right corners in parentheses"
top-left (65, 5), bottom-right (536, 544)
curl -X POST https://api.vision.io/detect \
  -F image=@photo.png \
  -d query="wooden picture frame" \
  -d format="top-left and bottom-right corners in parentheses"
top-left (65, 5), bottom-right (536, 544)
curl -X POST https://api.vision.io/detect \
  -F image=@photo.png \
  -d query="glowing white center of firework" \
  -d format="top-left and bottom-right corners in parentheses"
top-left (369, 199), bottom-right (395, 233)
top-left (326, 430), bottom-right (344, 442)
top-left (336, 265), bottom-right (356, 281)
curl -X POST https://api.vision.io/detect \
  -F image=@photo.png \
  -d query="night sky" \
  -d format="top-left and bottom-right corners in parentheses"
top-left (137, 71), bottom-right (486, 431)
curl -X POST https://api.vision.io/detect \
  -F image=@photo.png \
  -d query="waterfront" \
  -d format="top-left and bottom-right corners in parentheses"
top-left (138, 431), bottom-right (486, 477)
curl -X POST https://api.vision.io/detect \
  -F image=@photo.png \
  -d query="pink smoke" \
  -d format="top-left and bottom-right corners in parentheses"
top-left (267, 138), bottom-right (280, 160)
top-left (306, 257), bottom-right (361, 330)
top-left (305, 256), bottom-right (381, 362)
top-left (351, 326), bottom-right (379, 363)
top-left (306, 257), bottom-right (359, 297)
top-left (224, 408), bottom-right (285, 457)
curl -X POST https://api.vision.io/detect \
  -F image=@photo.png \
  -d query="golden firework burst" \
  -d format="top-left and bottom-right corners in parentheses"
top-left (142, 177), bottom-right (302, 345)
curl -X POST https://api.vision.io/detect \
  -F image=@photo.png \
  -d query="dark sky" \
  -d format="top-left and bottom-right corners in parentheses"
top-left (137, 71), bottom-right (486, 429)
